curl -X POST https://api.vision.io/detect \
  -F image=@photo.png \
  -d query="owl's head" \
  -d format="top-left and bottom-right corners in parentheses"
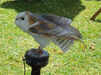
top-left (15, 11), bottom-right (38, 32)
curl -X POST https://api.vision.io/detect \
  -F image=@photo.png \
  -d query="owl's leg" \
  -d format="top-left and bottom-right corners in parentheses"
top-left (31, 34), bottom-right (50, 54)
top-left (37, 46), bottom-right (43, 54)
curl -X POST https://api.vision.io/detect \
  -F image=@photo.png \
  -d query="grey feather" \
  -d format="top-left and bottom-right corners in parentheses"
top-left (30, 13), bottom-right (82, 52)
top-left (52, 38), bottom-right (74, 52)
top-left (41, 14), bottom-right (72, 26)
top-left (39, 14), bottom-right (82, 39)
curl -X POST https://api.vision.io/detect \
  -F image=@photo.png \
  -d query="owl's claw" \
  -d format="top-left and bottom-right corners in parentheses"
top-left (38, 47), bottom-right (43, 54)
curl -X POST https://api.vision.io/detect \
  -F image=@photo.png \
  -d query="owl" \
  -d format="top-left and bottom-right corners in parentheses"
top-left (15, 11), bottom-right (82, 53)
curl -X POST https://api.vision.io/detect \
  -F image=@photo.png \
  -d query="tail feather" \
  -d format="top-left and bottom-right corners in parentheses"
top-left (53, 38), bottom-right (74, 52)
top-left (61, 40), bottom-right (74, 52)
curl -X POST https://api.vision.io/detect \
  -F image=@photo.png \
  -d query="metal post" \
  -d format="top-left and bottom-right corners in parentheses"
top-left (31, 66), bottom-right (41, 75)
top-left (24, 48), bottom-right (49, 75)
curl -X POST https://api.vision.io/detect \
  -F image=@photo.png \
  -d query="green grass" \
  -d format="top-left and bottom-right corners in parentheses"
top-left (0, 0), bottom-right (101, 75)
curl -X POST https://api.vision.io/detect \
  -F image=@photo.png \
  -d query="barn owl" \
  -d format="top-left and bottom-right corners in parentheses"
top-left (15, 11), bottom-right (82, 53)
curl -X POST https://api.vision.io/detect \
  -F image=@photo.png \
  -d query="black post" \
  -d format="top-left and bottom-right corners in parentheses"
top-left (24, 48), bottom-right (49, 75)
top-left (31, 66), bottom-right (41, 75)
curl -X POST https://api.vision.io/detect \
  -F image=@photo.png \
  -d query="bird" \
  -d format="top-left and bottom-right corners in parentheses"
top-left (15, 11), bottom-right (83, 53)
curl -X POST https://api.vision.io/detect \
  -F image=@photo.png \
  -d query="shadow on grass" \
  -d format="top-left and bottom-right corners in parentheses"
top-left (0, 0), bottom-right (85, 20)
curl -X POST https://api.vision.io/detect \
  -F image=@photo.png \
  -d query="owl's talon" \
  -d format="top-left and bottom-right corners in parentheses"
top-left (38, 47), bottom-right (43, 55)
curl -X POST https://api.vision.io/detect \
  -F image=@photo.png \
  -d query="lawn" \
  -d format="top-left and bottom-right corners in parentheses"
top-left (0, 0), bottom-right (101, 75)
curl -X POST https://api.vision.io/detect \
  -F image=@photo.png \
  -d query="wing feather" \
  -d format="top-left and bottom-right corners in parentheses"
top-left (39, 14), bottom-right (82, 39)
top-left (41, 14), bottom-right (72, 27)
top-left (29, 14), bottom-right (82, 52)
top-left (52, 38), bottom-right (74, 52)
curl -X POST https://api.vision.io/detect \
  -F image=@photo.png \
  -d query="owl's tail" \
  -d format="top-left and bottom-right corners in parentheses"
top-left (53, 37), bottom-right (86, 53)
top-left (53, 39), bottom-right (74, 52)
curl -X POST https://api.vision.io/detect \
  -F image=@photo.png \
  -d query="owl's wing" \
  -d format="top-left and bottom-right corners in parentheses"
top-left (39, 14), bottom-right (82, 39)
top-left (29, 25), bottom-right (74, 52)
top-left (52, 38), bottom-right (74, 52)
top-left (29, 14), bottom-right (82, 52)
top-left (29, 21), bottom-right (81, 52)
top-left (41, 14), bottom-right (72, 28)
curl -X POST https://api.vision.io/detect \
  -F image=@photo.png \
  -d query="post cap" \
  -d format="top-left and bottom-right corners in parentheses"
top-left (24, 48), bottom-right (49, 68)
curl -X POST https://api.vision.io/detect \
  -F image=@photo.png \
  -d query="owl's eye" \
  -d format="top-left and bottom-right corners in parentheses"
top-left (16, 18), bottom-right (18, 20)
top-left (21, 17), bottom-right (24, 20)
